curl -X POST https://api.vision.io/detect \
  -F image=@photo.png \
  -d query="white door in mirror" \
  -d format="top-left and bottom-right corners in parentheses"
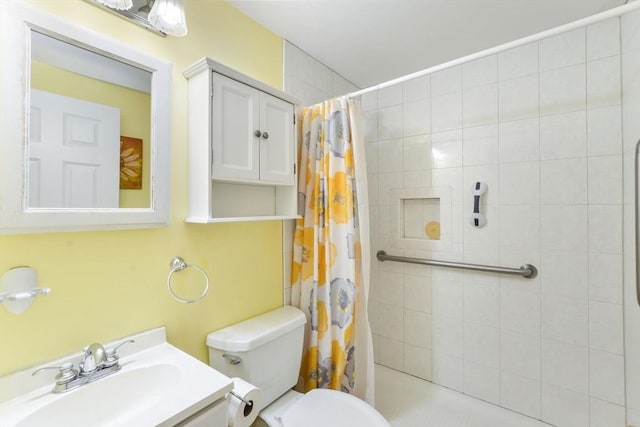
top-left (29, 90), bottom-right (120, 209)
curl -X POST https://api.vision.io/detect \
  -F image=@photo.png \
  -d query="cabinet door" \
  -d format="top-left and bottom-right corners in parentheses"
top-left (259, 92), bottom-right (295, 185)
top-left (211, 72), bottom-right (260, 182)
top-left (175, 399), bottom-right (227, 427)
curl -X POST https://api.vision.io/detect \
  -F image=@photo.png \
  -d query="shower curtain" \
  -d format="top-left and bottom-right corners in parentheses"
top-left (291, 96), bottom-right (374, 403)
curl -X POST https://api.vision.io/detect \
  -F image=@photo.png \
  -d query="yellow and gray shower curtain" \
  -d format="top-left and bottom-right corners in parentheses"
top-left (292, 96), bottom-right (374, 401)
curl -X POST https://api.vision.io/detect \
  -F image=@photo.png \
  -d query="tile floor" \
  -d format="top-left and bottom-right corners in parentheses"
top-left (375, 364), bottom-right (551, 427)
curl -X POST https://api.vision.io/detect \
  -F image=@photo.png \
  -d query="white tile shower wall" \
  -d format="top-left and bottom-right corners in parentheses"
top-left (282, 41), bottom-right (360, 305)
top-left (622, 8), bottom-right (640, 427)
top-left (283, 40), bottom-right (360, 107)
top-left (365, 17), bottom-right (627, 426)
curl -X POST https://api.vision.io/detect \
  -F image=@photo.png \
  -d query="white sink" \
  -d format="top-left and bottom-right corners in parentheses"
top-left (0, 328), bottom-right (233, 427)
top-left (16, 364), bottom-right (180, 427)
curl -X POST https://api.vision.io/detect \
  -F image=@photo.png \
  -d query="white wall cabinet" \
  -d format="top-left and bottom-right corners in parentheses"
top-left (211, 72), bottom-right (294, 185)
top-left (183, 58), bottom-right (299, 223)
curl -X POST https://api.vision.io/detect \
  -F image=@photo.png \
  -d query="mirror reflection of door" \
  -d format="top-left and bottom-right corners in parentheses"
top-left (29, 89), bottom-right (120, 208)
top-left (30, 31), bottom-right (152, 209)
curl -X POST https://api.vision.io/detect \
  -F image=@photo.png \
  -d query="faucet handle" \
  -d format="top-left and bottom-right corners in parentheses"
top-left (32, 362), bottom-right (78, 384)
top-left (104, 339), bottom-right (135, 367)
top-left (79, 343), bottom-right (106, 374)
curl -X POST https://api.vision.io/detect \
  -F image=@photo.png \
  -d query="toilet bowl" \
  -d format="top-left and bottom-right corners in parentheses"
top-left (259, 389), bottom-right (389, 427)
top-left (206, 306), bottom-right (389, 427)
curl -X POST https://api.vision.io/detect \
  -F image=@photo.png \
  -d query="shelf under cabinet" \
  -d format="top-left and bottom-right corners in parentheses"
top-left (185, 215), bottom-right (300, 224)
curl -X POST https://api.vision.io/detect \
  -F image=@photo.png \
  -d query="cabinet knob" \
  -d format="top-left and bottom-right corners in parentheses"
top-left (254, 130), bottom-right (262, 138)
top-left (261, 131), bottom-right (269, 140)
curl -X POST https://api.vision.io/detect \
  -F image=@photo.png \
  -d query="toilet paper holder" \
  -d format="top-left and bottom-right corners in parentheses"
top-left (228, 390), bottom-right (254, 416)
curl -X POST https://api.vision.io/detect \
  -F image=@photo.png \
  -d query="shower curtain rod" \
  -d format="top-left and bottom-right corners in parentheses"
top-left (376, 250), bottom-right (537, 279)
top-left (635, 139), bottom-right (640, 307)
top-left (347, 1), bottom-right (640, 100)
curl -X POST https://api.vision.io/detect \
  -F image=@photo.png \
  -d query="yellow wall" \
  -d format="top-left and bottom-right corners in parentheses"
top-left (0, 0), bottom-right (284, 375)
top-left (31, 61), bottom-right (152, 208)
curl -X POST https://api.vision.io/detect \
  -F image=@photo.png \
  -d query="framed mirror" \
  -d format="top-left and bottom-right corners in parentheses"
top-left (0, 1), bottom-right (171, 233)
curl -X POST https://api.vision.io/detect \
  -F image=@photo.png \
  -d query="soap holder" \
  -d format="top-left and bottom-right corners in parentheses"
top-left (0, 267), bottom-right (50, 314)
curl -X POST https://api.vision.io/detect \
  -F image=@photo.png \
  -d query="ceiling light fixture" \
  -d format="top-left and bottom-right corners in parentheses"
top-left (95, 0), bottom-right (133, 10)
top-left (137, 0), bottom-right (154, 18)
top-left (148, 0), bottom-right (188, 37)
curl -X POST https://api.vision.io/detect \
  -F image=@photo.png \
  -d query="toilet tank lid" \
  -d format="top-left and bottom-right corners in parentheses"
top-left (206, 306), bottom-right (307, 352)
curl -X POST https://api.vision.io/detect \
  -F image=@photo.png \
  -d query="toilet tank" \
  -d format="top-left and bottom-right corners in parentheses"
top-left (206, 306), bottom-right (307, 407)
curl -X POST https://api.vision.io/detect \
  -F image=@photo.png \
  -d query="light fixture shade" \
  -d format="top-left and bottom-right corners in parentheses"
top-left (96, 0), bottom-right (133, 10)
top-left (149, 0), bottom-right (188, 37)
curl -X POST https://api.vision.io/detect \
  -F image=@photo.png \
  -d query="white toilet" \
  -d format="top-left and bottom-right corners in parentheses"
top-left (206, 306), bottom-right (390, 427)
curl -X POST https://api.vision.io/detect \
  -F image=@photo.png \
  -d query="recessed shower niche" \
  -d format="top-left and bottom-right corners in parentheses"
top-left (403, 198), bottom-right (440, 239)
top-left (390, 187), bottom-right (451, 252)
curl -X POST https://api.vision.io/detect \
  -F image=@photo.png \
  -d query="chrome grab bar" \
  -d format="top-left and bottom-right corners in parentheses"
top-left (376, 250), bottom-right (537, 279)
top-left (635, 140), bottom-right (640, 307)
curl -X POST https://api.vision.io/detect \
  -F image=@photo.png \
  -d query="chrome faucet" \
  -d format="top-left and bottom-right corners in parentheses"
top-left (79, 342), bottom-right (106, 374)
top-left (33, 340), bottom-right (134, 393)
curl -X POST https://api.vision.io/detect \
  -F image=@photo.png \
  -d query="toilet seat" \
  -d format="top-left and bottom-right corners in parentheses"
top-left (278, 389), bottom-right (390, 427)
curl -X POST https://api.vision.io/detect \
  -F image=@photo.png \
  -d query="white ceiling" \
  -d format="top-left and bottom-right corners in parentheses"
top-left (227, 0), bottom-right (627, 88)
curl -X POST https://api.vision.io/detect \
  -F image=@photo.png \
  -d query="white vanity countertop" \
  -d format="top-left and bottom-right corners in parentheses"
top-left (0, 327), bottom-right (233, 427)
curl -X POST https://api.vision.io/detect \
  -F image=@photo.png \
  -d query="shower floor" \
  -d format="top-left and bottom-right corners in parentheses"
top-left (374, 364), bottom-right (550, 427)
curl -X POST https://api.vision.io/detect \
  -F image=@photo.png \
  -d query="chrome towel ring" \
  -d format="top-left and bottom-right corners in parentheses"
top-left (167, 256), bottom-right (209, 303)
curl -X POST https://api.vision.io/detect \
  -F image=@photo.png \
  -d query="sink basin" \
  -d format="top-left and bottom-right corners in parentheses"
top-left (0, 328), bottom-right (233, 427)
top-left (16, 364), bottom-right (180, 427)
